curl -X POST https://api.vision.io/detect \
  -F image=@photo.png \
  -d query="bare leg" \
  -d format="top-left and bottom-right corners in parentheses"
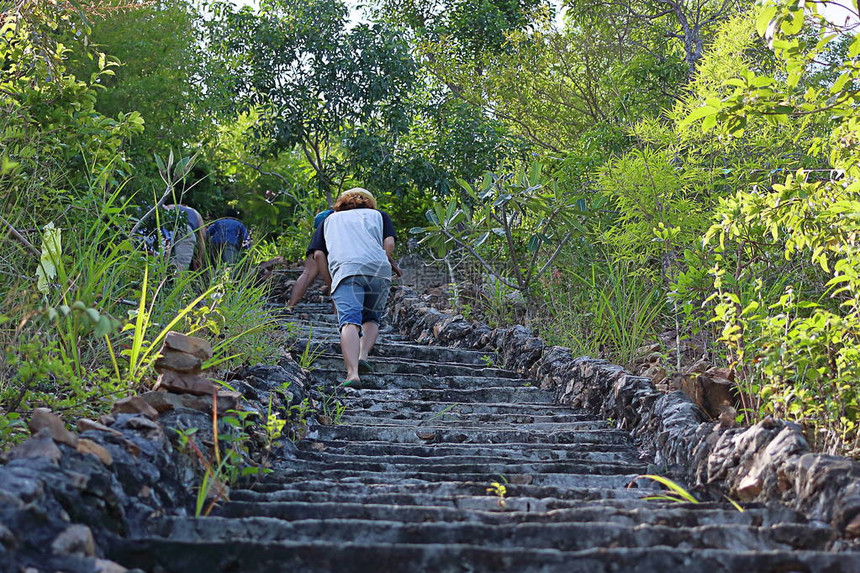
top-left (288, 255), bottom-right (318, 307)
top-left (359, 321), bottom-right (379, 361)
top-left (341, 324), bottom-right (362, 382)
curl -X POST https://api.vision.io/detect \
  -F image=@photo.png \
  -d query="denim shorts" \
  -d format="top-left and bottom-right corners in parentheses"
top-left (331, 275), bottom-right (391, 334)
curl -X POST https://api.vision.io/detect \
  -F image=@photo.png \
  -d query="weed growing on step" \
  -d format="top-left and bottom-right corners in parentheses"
top-left (287, 397), bottom-right (312, 441)
top-left (421, 403), bottom-right (460, 425)
top-left (486, 480), bottom-right (508, 509)
top-left (296, 328), bottom-right (325, 371)
top-left (317, 387), bottom-right (347, 425)
top-left (264, 395), bottom-right (287, 452)
top-left (633, 474), bottom-right (699, 504)
top-left (633, 474), bottom-right (746, 511)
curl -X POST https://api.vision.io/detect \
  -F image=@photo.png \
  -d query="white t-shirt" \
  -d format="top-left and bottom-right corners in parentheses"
top-left (310, 208), bottom-right (395, 292)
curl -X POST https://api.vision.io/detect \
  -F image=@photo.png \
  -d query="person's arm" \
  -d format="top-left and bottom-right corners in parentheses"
top-left (383, 236), bottom-right (402, 277)
top-left (380, 211), bottom-right (402, 277)
top-left (314, 250), bottom-right (332, 287)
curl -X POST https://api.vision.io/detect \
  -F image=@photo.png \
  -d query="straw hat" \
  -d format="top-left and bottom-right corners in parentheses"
top-left (338, 187), bottom-right (375, 202)
top-left (336, 187), bottom-right (377, 209)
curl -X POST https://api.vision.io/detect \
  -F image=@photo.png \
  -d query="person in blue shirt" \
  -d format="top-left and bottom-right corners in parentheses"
top-left (288, 208), bottom-right (334, 307)
top-left (207, 208), bottom-right (250, 265)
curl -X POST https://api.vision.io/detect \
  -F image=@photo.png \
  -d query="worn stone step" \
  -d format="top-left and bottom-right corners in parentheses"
top-left (339, 408), bottom-right (591, 423)
top-left (277, 456), bottom-right (646, 477)
top-left (222, 491), bottom-right (805, 529)
top-left (226, 484), bottom-right (809, 526)
top-left (339, 411), bottom-right (593, 427)
top-left (369, 342), bottom-right (499, 365)
top-left (311, 354), bottom-right (521, 378)
top-left (243, 480), bottom-right (656, 503)
top-left (286, 330), bottom-right (412, 346)
top-left (331, 399), bottom-right (585, 418)
top-left (253, 468), bottom-right (643, 489)
top-left (225, 490), bottom-right (795, 525)
top-left (336, 386), bottom-right (557, 404)
top-left (111, 539), bottom-right (860, 573)
top-left (287, 339), bottom-right (499, 366)
top-left (308, 424), bottom-right (633, 446)
top-left (297, 440), bottom-right (639, 461)
top-left (286, 321), bottom-right (400, 335)
top-left (295, 450), bottom-right (638, 469)
top-left (227, 490), bottom-right (648, 512)
top-left (312, 370), bottom-right (534, 391)
top-left (145, 516), bottom-right (835, 552)
top-left (334, 416), bottom-right (610, 431)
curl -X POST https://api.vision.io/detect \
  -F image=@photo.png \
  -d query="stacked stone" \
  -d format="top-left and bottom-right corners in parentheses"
top-left (132, 332), bottom-right (240, 417)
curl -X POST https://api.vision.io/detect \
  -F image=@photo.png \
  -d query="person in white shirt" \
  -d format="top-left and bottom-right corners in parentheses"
top-left (309, 188), bottom-right (401, 382)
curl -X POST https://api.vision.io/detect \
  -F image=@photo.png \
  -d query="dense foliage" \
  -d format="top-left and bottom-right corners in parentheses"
top-left (2, 0), bottom-right (860, 456)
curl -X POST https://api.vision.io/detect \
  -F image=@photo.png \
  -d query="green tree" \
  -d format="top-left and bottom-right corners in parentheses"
top-left (88, 2), bottom-right (205, 157)
top-left (415, 163), bottom-right (588, 316)
top-left (565, 0), bottom-right (742, 76)
top-left (376, 0), bottom-right (547, 58)
top-left (208, 0), bottom-right (417, 204)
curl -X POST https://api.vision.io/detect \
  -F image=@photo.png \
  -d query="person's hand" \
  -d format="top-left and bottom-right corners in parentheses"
top-left (388, 255), bottom-right (403, 278)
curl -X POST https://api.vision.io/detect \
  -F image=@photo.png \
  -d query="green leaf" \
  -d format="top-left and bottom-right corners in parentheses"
top-left (85, 308), bottom-right (101, 324)
top-left (681, 105), bottom-right (718, 128)
top-left (756, 5), bottom-right (778, 36)
top-left (780, 11), bottom-right (804, 35)
top-left (635, 475), bottom-right (699, 504)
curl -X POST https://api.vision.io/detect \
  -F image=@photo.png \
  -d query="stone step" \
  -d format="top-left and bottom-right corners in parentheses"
top-left (336, 386), bottom-right (557, 405)
top-left (311, 369), bottom-right (535, 390)
top-left (285, 339), bottom-right (498, 366)
top-left (222, 491), bottom-right (803, 528)
top-left (333, 416), bottom-right (610, 431)
top-left (111, 539), bottom-right (860, 573)
top-left (295, 449), bottom-right (638, 468)
top-left (370, 342), bottom-right (498, 365)
top-left (252, 468), bottom-right (644, 489)
top-left (338, 410), bottom-right (592, 426)
top-left (227, 489), bottom-right (650, 512)
top-left (311, 354), bottom-right (521, 378)
top-left (286, 320), bottom-right (399, 335)
top-left (243, 480), bottom-right (656, 503)
top-left (308, 423), bottom-right (633, 446)
top-left (145, 516), bottom-right (835, 552)
top-left (276, 456), bottom-right (646, 477)
top-left (297, 440), bottom-right (639, 461)
top-left (327, 399), bottom-right (585, 418)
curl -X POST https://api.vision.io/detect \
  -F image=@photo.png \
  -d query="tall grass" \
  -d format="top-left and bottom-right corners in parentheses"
top-left (541, 256), bottom-right (666, 366)
top-left (1, 174), bottom-right (281, 439)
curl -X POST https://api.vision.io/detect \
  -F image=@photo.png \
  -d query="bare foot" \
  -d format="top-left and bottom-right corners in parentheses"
top-left (345, 370), bottom-right (360, 383)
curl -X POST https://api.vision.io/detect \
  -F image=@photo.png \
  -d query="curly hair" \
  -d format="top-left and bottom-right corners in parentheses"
top-left (334, 188), bottom-right (377, 212)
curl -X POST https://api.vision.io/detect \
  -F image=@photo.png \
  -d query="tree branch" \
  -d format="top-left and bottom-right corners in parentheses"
top-left (1, 215), bottom-right (41, 259)
top-left (437, 226), bottom-right (520, 291)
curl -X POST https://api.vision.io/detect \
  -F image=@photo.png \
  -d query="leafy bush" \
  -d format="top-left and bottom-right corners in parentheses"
top-left (688, 2), bottom-right (860, 454)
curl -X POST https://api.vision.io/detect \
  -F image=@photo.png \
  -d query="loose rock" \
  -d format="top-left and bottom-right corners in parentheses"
top-left (154, 370), bottom-right (219, 396)
top-left (112, 396), bottom-right (159, 420)
top-left (51, 524), bottom-right (95, 557)
top-left (28, 408), bottom-right (78, 447)
top-left (163, 331), bottom-right (213, 361)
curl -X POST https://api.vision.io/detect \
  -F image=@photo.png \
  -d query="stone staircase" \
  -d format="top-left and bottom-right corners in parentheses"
top-left (110, 298), bottom-right (860, 572)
